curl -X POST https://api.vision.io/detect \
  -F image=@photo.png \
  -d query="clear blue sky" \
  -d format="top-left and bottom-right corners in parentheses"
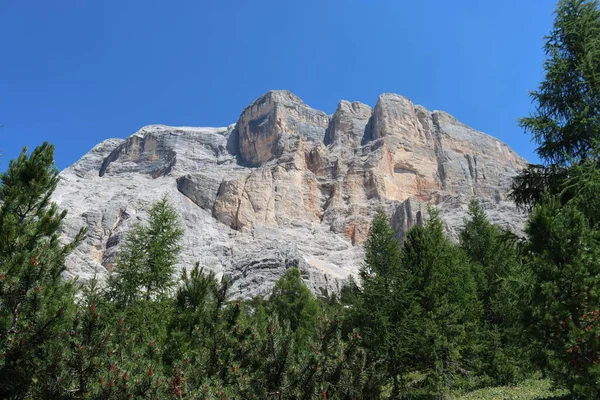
top-left (1, 1), bottom-right (556, 170)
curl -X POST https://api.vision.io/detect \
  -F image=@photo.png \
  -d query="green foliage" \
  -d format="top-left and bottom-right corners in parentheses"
top-left (63, 278), bottom-right (112, 399)
top-left (106, 195), bottom-right (183, 306)
top-left (461, 200), bottom-right (533, 385)
top-left (350, 208), bottom-right (415, 398)
top-left (508, 1), bottom-right (600, 397)
top-left (0, 143), bottom-right (85, 399)
top-left (512, 0), bottom-right (600, 208)
top-left (401, 209), bottom-right (482, 396)
top-left (523, 191), bottom-right (600, 398)
top-left (350, 207), bottom-right (484, 398)
top-left (361, 207), bottom-right (402, 281)
top-left (269, 268), bottom-right (321, 339)
top-left (451, 378), bottom-right (568, 400)
top-left (521, 0), bottom-right (600, 166)
top-left (162, 265), bottom-right (373, 399)
top-left (0, 143), bottom-right (582, 399)
top-left (164, 263), bottom-right (218, 365)
top-left (461, 201), bottom-right (506, 309)
top-left (86, 196), bottom-right (184, 398)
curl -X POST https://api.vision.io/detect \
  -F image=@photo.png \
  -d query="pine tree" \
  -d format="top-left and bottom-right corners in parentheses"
top-left (65, 278), bottom-right (112, 399)
top-left (164, 263), bottom-right (219, 366)
top-left (460, 201), bottom-right (519, 324)
top-left (355, 208), bottom-right (405, 353)
top-left (291, 309), bottom-right (368, 400)
top-left (460, 200), bottom-right (531, 385)
top-left (401, 209), bottom-right (481, 396)
top-left (524, 192), bottom-right (600, 398)
top-left (350, 208), bottom-right (419, 398)
top-left (166, 265), bottom-right (244, 391)
top-left (106, 195), bottom-right (183, 306)
top-left (361, 208), bottom-right (402, 282)
top-left (507, 1), bottom-right (600, 396)
top-left (98, 196), bottom-right (183, 399)
top-left (511, 0), bottom-right (600, 208)
top-left (0, 143), bottom-right (86, 399)
top-left (269, 268), bottom-right (321, 339)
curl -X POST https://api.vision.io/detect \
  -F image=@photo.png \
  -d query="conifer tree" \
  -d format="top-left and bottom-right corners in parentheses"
top-left (166, 265), bottom-right (245, 391)
top-left (106, 195), bottom-right (183, 306)
top-left (361, 208), bottom-right (402, 282)
top-left (355, 208), bottom-right (404, 351)
top-left (351, 208), bottom-right (418, 398)
top-left (460, 200), bottom-right (531, 385)
top-left (401, 209), bottom-right (481, 396)
top-left (460, 201), bottom-right (519, 324)
top-left (65, 278), bottom-right (111, 399)
top-left (269, 267), bottom-right (321, 340)
top-left (165, 263), bottom-right (219, 366)
top-left (0, 143), bottom-right (86, 399)
top-left (509, 0), bottom-right (600, 396)
top-left (100, 196), bottom-right (183, 399)
top-left (512, 0), bottom-right (600, 208)
top-left (524, 191), bottom-right (600, 398)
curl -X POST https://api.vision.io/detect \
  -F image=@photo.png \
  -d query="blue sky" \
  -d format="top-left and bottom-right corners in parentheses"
top-left (0, 1), bottom-right (556, 170)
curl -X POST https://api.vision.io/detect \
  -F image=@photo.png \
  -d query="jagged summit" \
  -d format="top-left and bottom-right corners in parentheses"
top-left (234, 90), bottom-right (329, 167)
top-left (247, 90), bottom-right (305, 105)
top-left (54, 90), bottom-right (525, 297)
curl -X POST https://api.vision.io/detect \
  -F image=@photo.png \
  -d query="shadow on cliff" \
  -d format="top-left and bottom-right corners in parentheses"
top-left (225, 127), bottom-right (245, 166)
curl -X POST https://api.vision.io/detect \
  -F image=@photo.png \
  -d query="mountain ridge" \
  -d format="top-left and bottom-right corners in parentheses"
top-left (54, 90), bottom-right (526, 297)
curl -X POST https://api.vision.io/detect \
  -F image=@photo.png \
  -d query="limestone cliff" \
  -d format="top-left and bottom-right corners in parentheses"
top-left (53, 90), bottom-right (525, 297)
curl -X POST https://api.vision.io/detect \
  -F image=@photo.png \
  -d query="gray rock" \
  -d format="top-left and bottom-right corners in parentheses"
top-left (176, 174), bottom-right (221, 211)
top-left (53, 91), bottom-right (527, 298)
top-left (325, 100), bottom-right (372, 148)
top-left (236, 90), bottom-right (330, 167)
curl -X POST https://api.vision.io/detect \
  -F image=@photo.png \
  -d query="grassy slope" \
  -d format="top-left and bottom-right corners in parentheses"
top-left (453, 379), bottom-right (569, 400)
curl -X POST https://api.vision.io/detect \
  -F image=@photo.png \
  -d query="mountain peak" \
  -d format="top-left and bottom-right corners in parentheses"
top-left (53, 90), bottom-right (526, 297)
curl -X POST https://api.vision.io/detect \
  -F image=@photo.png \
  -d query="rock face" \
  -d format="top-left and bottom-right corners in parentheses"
top-left (236, 91), bottom-right (329, 167)
top-left (53, 90), bottom-right (526, 298)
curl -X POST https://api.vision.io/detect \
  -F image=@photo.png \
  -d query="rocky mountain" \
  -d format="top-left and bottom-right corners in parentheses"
top-left (53, 90), bottom-right (526, 298)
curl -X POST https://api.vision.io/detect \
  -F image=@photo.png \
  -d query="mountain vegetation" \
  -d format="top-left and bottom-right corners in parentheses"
top-left (2, 0), bottom-right (600, 398)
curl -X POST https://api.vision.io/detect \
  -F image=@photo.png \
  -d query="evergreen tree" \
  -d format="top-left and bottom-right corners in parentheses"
top-left (361, 208), bottom-right (402, 282)
top-left (401, 209), bottom-right (481, 396)
top-left (99, 196), bottom-right (183, 399)
top-left (64, 278), bottom-right (112, 399)
top-left (460, 201), bottom-right (521, 325)
top-left (460, 201), bottom-right (498, 307)
top-left (355, 208), bottom-right (405, 356)
top-left (460, 200), bottom-right (531, 385)
top-left (291, 310), bottom-right (368, 400)
top-left (524, 191), bottom-right (600, 398)
top-left (164, 263), bottom-right (219, 367)
top-left (508, 1), bottom-right (600, 396)
top-left (0, 143), bottom-right (86, 399)
top-left (269, 267), bottom-right (321, 339)
top-left (512, 0), bottom-right (600, 208)
top-left (350, 208), bottom-right (418, 398)
top-left (253, 271), bottom-right (371, 399)
top-left (166, 265), bottom-right (245, 392)
top-left (106, 195), bottom-right (183, 305)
